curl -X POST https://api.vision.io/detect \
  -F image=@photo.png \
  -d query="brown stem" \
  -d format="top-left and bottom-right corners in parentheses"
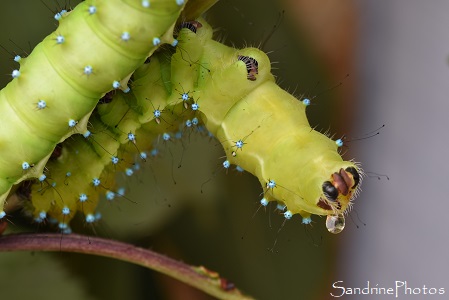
top-left (0, 233), bottom-right (254, 300)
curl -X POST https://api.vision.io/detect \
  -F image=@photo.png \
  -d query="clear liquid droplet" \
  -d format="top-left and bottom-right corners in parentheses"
top-left (326, 214), bottom-right (345, 234)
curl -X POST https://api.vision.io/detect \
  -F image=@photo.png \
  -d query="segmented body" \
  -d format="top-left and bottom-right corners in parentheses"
top-left (0, 0), bottom-right (186, 215)
top-left (26, 19), bottom-right (361, 233)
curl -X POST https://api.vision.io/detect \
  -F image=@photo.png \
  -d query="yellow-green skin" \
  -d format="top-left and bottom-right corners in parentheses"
top-left (171, 20), bottom-right (360, 219)
top-left (29, 48), bottom-right (197, 225)
top-left (27, 18), bottom-right (360, 226)
top-left (0, 0), bottom-right (186, 216)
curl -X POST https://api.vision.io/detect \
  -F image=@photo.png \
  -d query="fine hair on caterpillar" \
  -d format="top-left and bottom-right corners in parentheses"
top-left (335, 124), bottom-right (385, 149)
top-left (0, 0), bottom-right (187, 226)
top-left (1, 2), bottom-right (362, 237)
top-left (166, 19), bottom-right (358, 233)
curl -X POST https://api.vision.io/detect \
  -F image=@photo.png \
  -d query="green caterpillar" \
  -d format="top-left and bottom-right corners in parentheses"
top-left (167, 20), bottom-right (361, 233)
top-left (0, 0), bottom-right (186, 218)
top-left (19, 18), bottom-right (361, 234)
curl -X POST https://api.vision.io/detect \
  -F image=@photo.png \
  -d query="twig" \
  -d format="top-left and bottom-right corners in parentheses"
top-left (0, 233), bottom-right (254, 300)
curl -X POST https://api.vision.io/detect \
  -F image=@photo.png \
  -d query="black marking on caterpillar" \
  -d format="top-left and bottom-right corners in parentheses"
top-left (237, 55), bottom-right (259, 81)
top-left (179, 20), bottom-right (203, 33)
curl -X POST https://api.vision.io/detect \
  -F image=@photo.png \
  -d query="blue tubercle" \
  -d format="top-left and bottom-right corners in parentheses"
top-left (153, 109), bottom-right (161, 118)
top-left (181, 93), bottom-right (189, 101)
top-left (83, 130), bottom-right (91, 138)
top-left (56, 35), bottom-right (65, 44)
top-left (302, 217), bottom-right (312, 225)
top-left (284, 210), bottom-right (293, 220)
top-left (111, 156), bottom-right (119, 165)
top-left (191, 103), bottom-right (199, 111)
top-left (94, 212), bottom-right (102, 221)
top-left (335, 139), bottom-right (344, 147)
top-left (37, 100), bottom-right (47, 109)
top-left (68, 119), bottom-right (78, 128)
top-left (83, 65), bottom-right (93, 75)
top-left (106, 191), bottom-right (115, 201)
top-left (39, 211), bottom-right (47, 220)
top-left (223, 160), bottom-right (230, 169)
top-left (125, 168), bottom-right (134, 176)
top-left (85, 214), bottom-right (95, 223)
top-left (121, 32), bottom-right (131, 42)
top-left (112, 81), bottom-right (121, 89)
top-left (150, 149), bottom-right (159, 157)
top-left (11, 70), bottom-right (20, 78)
top-left (235, 140), bottom-right (244, 149)
top-left (35, 211), bottom-right (47, 223)
top-left (88, 5), bottom-right (97, 15)
top-left (117, 187), bottom-right (126, 196)
top-left (140, 152), bottom-right (148, 160)
top-left (153, 37), bottom-right (161, 46)
top-left (128, 132), bottom-right (136, 142)
top-left (276, 203), bottom-right (286, 211)
top-left (162, 133), bottom-right (171, 141)
top-left (92, 178), bottom-right (101, 187)
top-left (61, 206), bottom-right (70, 215)
top-left (54, 10), bottom-right (67, 21)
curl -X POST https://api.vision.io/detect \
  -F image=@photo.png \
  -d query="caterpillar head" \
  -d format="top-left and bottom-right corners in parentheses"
top-left (319, 166), bottom-right (361, 233)
top-left (261, 153), bottom-right (362, 234)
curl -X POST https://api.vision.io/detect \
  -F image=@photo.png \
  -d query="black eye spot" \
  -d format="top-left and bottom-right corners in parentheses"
top-left (179, 21), bottom-right (203, 33)
top-left (237, 55), bottom-right (259, 81)
top-left (345, 167), bottom-right (360, 188)
top-left (322, 181), bottom-right (338, 201)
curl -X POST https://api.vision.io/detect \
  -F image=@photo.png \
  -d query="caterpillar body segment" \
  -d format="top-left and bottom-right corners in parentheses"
top-left (28, 54), bottom-right (196, 226)
top-left (0, 0), bottom-right (187, 215)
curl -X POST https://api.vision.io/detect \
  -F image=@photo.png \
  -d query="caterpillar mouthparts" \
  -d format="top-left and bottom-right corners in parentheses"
top-left (320, 167), bottom-right (361, 233)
